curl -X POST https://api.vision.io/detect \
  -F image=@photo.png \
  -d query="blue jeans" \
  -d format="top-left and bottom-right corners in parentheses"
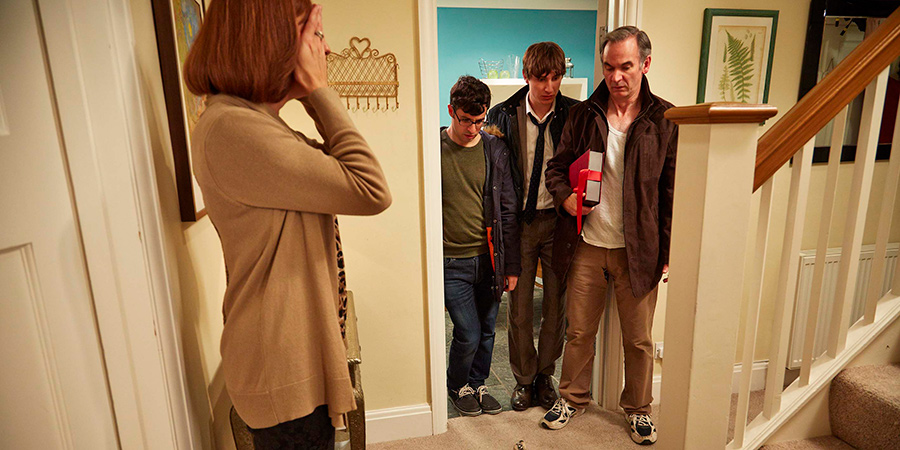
top-left (444, 253), bottom-right (499, 391)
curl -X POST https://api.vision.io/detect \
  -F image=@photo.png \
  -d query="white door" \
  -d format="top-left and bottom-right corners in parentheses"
top-left (0, 0), bottom-right (120, 448)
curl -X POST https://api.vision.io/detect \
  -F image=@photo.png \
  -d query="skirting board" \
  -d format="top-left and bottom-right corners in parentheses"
top-left (365, 404), bottom-right (432, 444)
top-left (652, 361), bottom-right (769, 402)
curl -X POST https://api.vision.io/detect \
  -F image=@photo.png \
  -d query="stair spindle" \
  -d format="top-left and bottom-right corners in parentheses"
top-left (800, 106), bottom-right (848, 386)
top-left (827, 69), bottom-right (889, 356)
top-left (864, 98), bottom-right (900, 322)
top-left (763, 139), bottom-right (814, 418)
top-left (731, 178), bottom-right (774, 448)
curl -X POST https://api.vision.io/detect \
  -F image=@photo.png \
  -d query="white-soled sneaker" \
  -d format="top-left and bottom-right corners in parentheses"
top-left (626, 413), bottom-right (657, 445)
top-left (540, 398), bottom-right (581, 430)
top-left (476, 385), bottom-right (502, 414)
top-left (449, 384), bottom-right (482, 416)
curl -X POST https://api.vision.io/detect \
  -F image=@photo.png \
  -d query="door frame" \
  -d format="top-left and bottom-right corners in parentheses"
top-left (417, 0), bottom-right (448, 435)
top-left (418, 0), bottom-right (640, 435)
top-left (36, 0), bottom-right (195, 447)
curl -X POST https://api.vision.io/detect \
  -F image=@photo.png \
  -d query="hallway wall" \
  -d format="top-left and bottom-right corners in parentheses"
top-left (278, 0), bottom-right (429, 412)
top-left (436, 6), bottom-right (598, 127)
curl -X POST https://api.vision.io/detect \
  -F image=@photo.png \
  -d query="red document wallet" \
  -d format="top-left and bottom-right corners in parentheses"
top-left (568, 150), bottom-right (604, 233)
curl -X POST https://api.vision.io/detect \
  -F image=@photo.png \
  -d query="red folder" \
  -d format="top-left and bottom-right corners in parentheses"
top-left (568, 150), bottom-right (604, 233)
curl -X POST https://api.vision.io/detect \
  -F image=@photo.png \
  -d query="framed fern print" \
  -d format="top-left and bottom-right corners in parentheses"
top-left (697, 9), bottom-right (778, 104)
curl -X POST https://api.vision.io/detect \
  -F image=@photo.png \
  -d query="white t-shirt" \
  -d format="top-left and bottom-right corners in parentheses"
top-left (582, 125), bottom-right (626, 248)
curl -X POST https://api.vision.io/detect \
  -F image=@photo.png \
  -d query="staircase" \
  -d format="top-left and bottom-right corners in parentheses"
top-left (653, 5), bottom-right (900, 449)
top-left (763, 363), bottom-right (900, 449)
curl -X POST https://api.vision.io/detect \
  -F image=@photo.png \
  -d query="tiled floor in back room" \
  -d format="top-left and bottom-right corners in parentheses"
top-left (445, 283), bottom-right (564, 419)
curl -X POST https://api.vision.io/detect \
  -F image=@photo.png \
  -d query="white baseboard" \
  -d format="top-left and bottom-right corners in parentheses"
top-left (365, 403), bottom-right (433, 444)
top-left (652, 360), bottom-right (769, 402)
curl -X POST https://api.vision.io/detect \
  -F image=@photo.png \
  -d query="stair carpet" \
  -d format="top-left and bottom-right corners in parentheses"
top-left (763, 363), bottom-right (900, 450)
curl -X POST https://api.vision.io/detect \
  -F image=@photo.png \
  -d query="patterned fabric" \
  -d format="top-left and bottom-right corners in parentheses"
top-left (335, 217), bottom-right (347, 340)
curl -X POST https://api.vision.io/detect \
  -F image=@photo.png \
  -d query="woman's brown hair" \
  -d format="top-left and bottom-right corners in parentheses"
top-left (184, 0), bottom-right (312, 103)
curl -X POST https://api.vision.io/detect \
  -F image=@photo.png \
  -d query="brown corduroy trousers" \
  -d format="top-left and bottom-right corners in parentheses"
top-left (508, 210), bottom-right (566, 386)
top-left (558, 241), bottom-right (657, 415)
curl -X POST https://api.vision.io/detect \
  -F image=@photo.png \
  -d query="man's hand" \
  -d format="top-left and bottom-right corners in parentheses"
top-left (505, 276), bottom-right (518, 292)
top-left (562, 193), bottom-right (593, 216)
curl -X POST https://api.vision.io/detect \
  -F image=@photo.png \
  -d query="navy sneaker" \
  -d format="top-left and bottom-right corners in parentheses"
top-left (476, 385), bottom-right (502, 414)
top-left (449, 384), bottom-right (482, 416)
top-left (540, 398), bottom-right (581, 430)
top-left (626, 413), bottom-right (657, 445)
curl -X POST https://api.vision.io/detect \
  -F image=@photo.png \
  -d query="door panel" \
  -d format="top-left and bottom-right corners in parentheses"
top-left (0, 0), bottom-right (119, 447)
top-left (0, 246), bottom-right (70, 448)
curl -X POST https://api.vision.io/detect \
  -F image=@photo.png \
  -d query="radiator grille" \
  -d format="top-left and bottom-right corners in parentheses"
top-left (787, 244), bottom-right (898, 369)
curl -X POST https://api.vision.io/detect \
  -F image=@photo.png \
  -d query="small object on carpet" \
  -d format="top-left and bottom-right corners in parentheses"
top-left (514, 439), bottom-right (526, 449)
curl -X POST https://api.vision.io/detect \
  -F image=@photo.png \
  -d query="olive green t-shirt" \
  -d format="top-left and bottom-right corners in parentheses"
top-left (441, 129), bottom-right (489, 258)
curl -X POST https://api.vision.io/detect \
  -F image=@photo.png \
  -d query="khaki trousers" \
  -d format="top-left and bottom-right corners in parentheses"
top-left (558, 241), bottom-right (657, 415)
top-left (508, 210), bottom-right (565, 385)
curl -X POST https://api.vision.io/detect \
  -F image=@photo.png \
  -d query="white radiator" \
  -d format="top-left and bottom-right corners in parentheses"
top-left (787, 243), bottom-right (899, 369)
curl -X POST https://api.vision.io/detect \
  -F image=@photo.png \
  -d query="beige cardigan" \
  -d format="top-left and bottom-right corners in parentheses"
top-left (191, 87), bottom-right (391, 429)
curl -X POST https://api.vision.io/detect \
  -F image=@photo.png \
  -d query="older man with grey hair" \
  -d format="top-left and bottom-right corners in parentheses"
top-left (540, 26), bottom-right (678, 445)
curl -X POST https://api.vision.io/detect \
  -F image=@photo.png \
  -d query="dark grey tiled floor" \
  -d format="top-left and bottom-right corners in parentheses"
top-left (445, 285), bottom-right (563, 418)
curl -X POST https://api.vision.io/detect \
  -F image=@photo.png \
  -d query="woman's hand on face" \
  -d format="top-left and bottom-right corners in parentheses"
top-left (293, 4), bottom-right (330, 99)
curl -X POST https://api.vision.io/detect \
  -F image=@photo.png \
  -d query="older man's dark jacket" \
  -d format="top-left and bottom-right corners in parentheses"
top-left (486, 85), bottom-right (579, 212)
top-left (544, 76), bottom-right (677, 299)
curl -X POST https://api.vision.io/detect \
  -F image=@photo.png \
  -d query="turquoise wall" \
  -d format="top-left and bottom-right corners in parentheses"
top-left (437, 7), bottom-right (598, 127)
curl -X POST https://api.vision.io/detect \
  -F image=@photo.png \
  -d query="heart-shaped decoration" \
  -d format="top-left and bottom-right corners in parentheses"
top-left (349, 37), bottom-right (372, 58)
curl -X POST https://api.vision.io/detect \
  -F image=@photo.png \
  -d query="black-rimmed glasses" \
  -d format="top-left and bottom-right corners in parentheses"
top-left (453, 111), bottom-right (486, 128)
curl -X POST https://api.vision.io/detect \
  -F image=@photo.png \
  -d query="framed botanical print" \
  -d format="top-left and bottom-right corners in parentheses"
top-left (697, 9), bottom-right (779, 105)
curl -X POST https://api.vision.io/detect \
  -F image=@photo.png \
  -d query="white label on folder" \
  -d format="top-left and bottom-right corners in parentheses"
top-left (585, 151), bottom-right (603, 204)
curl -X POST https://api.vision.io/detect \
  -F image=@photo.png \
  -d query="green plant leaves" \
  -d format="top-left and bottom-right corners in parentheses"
top-left (725, 30), bottom-right (754, 103)
top-left (718, 70), bottom-right (734, 101)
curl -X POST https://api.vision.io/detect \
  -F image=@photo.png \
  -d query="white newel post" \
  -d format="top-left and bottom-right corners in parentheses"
top-left (657, 104), bottom-right (777, 449)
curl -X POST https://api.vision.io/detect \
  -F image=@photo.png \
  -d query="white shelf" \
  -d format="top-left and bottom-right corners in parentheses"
top-left (480, 77), bottom-right (589, 107)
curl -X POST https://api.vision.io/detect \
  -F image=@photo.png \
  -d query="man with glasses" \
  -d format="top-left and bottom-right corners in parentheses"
top-left (441, 75), bottom-right (520, 417)
top-left (485, 42), bottom-right (579, 413)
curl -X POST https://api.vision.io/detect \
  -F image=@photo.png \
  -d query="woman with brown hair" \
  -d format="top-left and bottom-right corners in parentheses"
top-left (184, 1), bottom-right (391, 448)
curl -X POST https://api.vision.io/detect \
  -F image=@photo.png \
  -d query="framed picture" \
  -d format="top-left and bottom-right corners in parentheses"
top-left (697, 9), bottom-right (779, 105)
top-left (151, 0), bottom-right (207, 222)
top-left (798, 0), bottom-right (898, 164)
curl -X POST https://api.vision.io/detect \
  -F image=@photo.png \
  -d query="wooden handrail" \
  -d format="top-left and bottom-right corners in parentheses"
top-left (754, 7), bottom-right (900, 191)
top-left (665, 102), bottom-right (777, 125)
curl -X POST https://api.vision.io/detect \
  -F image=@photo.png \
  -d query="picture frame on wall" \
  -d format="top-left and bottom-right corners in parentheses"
top-left (799, 0), bottom-right (899, 164)
top-left (696, 9), bottom-right (779, 105)
top-left (151, 0), bottom-right (206, 222)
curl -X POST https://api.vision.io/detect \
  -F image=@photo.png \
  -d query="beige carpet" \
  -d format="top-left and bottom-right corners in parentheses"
top-left (828, 363), bottom-right (900, 450)
top-left (728, 390), bottom-right (765, 442)
top-left (370, 390), bottom-right (766, 449)
top-left (762, 436), bottom-right (855, 449)
top-left (370, 404), bottom-right (650, 450)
